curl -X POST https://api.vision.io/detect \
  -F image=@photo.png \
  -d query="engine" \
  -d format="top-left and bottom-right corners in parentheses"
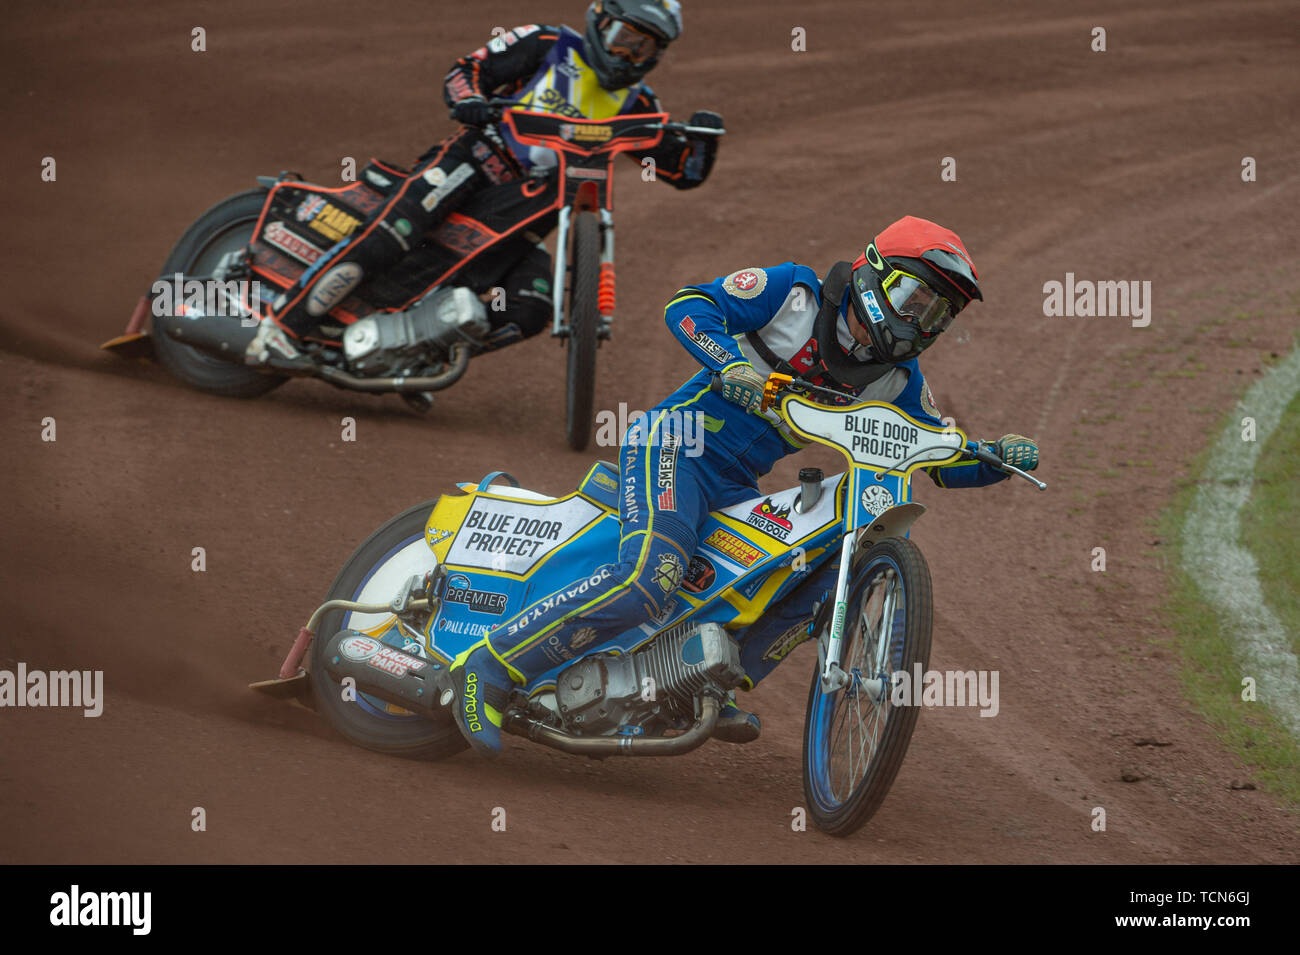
top-left (341, 286), bottom-right (488, 376)
top-left (553, 623), bottom-right (746, 736)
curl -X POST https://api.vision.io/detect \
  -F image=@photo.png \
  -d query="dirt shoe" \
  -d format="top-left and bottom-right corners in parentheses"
top-left (713, 693), bottom-right (761, 744)
top-left (447, 642), bottom-right (514, 756)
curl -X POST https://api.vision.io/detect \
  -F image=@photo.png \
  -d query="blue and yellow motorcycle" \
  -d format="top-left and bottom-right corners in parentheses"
top-left (253, 374), bottom-right (1044, 836)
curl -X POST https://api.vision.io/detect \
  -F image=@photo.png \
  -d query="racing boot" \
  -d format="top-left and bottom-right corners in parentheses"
top-left (447, 639), bottom-right (516, 756)
top-left (713, 690), bottom-right (761, 744)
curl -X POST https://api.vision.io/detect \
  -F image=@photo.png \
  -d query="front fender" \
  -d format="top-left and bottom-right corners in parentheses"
top-left (855, 502), bottom-right (926, 547)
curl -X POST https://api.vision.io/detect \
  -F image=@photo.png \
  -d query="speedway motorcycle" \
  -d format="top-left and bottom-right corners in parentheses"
top-left (252, 374), bottom-right (1045, 836)
top-left (102, 106), bottom-right (724, 450)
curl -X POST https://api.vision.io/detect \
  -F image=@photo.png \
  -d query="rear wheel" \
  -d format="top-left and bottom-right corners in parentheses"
top-left (801, 536), bottom-right (933, 836)
top-left (152, 189), bottom-right (288, 398)
top-left (564, 211), bottom-right (600, 451)
top-left (308, 499), bottom-right (466, 759)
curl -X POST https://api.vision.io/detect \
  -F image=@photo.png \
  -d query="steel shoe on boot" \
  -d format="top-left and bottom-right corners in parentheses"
top-left (448, 641), bottom-right (515, 756)
top-left (713, 692), bottom-right (761, 744)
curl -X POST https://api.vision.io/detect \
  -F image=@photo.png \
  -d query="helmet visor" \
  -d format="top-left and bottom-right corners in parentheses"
top-left (602, 20), bottom-right (662, 64)
top-left (881, 269), bottom-right (956, 334)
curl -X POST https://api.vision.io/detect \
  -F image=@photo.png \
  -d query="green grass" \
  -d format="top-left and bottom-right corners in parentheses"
top-left (1240, 387), bottom-right (1300, 661)
top-left (1160, 406), bottom-right (1300, 811)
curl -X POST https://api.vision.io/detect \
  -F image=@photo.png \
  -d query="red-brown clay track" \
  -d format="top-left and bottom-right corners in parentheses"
top-left (1, 0), bottom-right (1297, 863)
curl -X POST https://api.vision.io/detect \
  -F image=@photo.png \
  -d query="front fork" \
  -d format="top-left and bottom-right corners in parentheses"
top-left (549, 206), bottom-right (616, 338)
top-left (819, 535), bottom-right (856, 694)
top-left (549, 206), bottom-right (570, 336)
top-left (818, 531), bottom-right (898, 701)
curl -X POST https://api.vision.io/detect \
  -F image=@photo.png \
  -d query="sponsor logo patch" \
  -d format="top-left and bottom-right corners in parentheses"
top-left (295, 195), bottom-right (326, 222)
top-left (682, 555), bottom-right (717, 594)
top-left (723, 268), bottom-right (767, 300)
top-left (421, 163), bottom-right (475, 212)
top-left (366, 645), bottom-right (427, 678)
top-left (570, 626), bottom-right (598, 650)
top-left (339, 634), bottom-right (380, 661)
top-left (761, 622), bottom-right (811, 663)
top-left (433, 214), bottom-right (495, 256)
top-left (920, 380), bottom-right (940, 417)
top-left (861, 485), bottom-right (895, 517)
top-left (306, 262), bottom-right (363, 317)
top-left (678, 315), bottom-right (734, 365)
top-left (651, 552), bottom-right (685, 594)
top-left (746, 497), bottom-right (795, 541)
top-left (463, 672), bottom-right (482, 732)
top-left (703, 528), bottom-right (763, 567)
top-left (862, 288), bottom-right (886, 325)
top-left (449, 496), bottom-right (603, 575)
top-left (656, 433), bottom-right (679, 511)
top-left (302, 201), bottom-right (363, 242)
top-left (263, 221), bottom-right (327, 265)
top-left (444, 573), bottom-right (509, 615)
top-left (559, 123), bottom-right (613, 144)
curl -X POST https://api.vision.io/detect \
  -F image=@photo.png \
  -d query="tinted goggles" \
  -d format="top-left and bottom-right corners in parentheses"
top-left (602, 19), bottom-right (662, 64)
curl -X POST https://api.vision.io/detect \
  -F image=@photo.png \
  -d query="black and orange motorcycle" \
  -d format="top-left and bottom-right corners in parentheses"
top-left (103, 108), bottom-right (723, 450)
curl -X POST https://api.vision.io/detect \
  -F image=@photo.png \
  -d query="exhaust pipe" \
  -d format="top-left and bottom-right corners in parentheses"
top-left (159, 310), bottom-right (473, 394)
top-left (321, 625), bottom-right (724, 756)
top-left (504, 695), bottom-right (722, 757)
top-left (320, 629), bottom-right (446, 717)
top-left (156, 310), bottom-right (259, 358)
top-left (313, 342), bottom-right (472, 393)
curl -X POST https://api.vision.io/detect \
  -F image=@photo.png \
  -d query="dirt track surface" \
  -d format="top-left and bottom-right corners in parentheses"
top-left (2, 0), bottom-right (1298, 863)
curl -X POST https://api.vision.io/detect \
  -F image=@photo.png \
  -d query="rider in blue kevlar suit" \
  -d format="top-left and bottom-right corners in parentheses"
top-left (450, 216), bottom-right (1041, 754)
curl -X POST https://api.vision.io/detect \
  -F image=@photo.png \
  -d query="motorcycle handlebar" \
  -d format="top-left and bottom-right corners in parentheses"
top-left (481, 100), bottom-right (725, 136)
top-left (710, 372), bottom-right (1047, 490)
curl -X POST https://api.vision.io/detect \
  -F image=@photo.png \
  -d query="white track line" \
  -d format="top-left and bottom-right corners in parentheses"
top-left (1182, 346), bottom-right (1300, 739)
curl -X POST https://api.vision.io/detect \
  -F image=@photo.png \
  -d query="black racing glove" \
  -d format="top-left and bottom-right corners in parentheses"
top-left (688, 109), bottom-right (725, 131)
top-left (450, 97), bottom-right (501, 128)
top-left (681, 110), bottom-right (724, 185)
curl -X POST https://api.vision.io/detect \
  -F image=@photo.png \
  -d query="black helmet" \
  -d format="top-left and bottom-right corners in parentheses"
top-left (848, 216), bottom-right (982, 364)
top-left (583, 0), bottom-right (682, 91)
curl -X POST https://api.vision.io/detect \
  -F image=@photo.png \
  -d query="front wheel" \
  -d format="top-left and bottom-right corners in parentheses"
top-left (151, 189), bottom-right (288, 398)
top-left (564, 210), bottom-right (600, 451)
top-left (308, 499), bottom-right (466, 759)
top-left (801, 536), bottom-right (933, 836)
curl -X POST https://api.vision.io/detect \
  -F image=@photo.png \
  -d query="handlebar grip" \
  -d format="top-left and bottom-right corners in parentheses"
top-left (969, 443), bottom-right (1006, 468)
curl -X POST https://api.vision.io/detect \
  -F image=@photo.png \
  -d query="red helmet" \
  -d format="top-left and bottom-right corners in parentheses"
top-left (848, 216), bottom-right (981, 363)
